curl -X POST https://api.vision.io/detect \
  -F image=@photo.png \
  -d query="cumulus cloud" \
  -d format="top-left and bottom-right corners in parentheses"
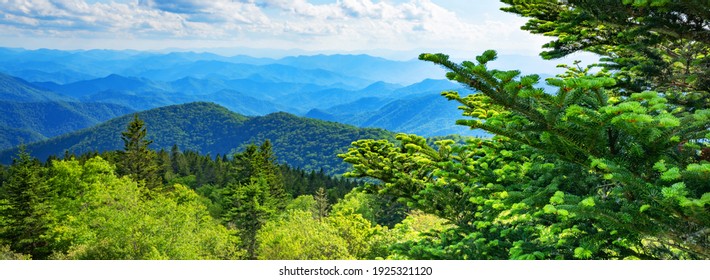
top-left (0, 0), bottom-right (535, 54)
top-left (257, 0), bottom-right (344, 19)
top-left (251, 0), bottom-right (494, 51)
top-left (0, 0), bottom-right (269, 38)
top-left (138, 0), bottom-right (269, 24)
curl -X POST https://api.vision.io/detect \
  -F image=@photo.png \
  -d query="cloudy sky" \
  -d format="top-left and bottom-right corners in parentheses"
top-left (0, 0), bottom-right (554, 59)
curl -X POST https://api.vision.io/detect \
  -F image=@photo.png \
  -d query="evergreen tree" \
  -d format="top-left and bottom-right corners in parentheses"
top-left (500, 0), bottom-right (709, 108)
top-left (232, 141), bottom-right (288, 208)
top-left (118, 114), bottom-right (160, 190)
top-left (170, 144), bottom-right (190, 177)
top-left (222, 176), bottom-right (277, 259)
top-left (0, 147), bottom-right (52, 258)
top-left (340, 1), bottom-right (709, 260)
top-left (156, 149), bottom-right (173, 184)
top-left (314, 187), bottom-right (329, 221)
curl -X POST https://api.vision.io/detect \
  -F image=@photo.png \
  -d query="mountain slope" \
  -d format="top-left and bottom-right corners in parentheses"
top-left (275, 54), bottom-right (445, 85)
top-left (0, 101), bottom-right (135, 150)
top-left (356, 94), bottom-right (479, 136)
top-left (45, 74), bottom-right (171, 98)
top-left (0, 73), bottom-right (72, 102)
top-left (312, 93), bottom-right (487, 137)
top-left (0, 125), bottom-right (45, 150)
top-left (233, 112), bottom-right (393, 173)
top-left (0, 102), bottom-right (394, 174)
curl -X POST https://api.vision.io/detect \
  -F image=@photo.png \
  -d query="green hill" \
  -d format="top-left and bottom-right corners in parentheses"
top-left (0, 124), bottom-right (45, 149)
top-left (0, 101), bottom-right (135, 150)
top-left (0, 102), bottom-right (394, 174)
top-left (0, 72), bottom-right (71, 102)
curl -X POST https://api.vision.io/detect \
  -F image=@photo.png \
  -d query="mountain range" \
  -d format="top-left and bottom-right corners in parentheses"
top-left (0, 48), bottom-right (492, 140)
top-left (0, 48), bottom-right (522, 169)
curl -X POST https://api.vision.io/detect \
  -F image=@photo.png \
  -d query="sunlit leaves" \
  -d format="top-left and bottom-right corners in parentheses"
top-left (42, 157), bottom-right (243, 260)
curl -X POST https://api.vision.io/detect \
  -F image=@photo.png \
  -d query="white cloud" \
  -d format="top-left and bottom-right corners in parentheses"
top-left (258, 0), bottom-right (344, 19)
top-left (0, 0), bottom-right (270, 38)
top-left (0, 0), bottom-right (544, 56)
top-left (138, 0), bottom-right (269, 24)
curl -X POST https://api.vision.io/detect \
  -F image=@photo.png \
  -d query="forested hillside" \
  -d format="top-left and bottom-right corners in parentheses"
top-left (0, 73), bottom-right (71, 102)
top-left (0, 102), bottom-right (394, 174)
top-left (0, 74), bottom-right (136, 149)
top-left (0, 101), bottom-right (134, 149)
top-left (0, 114), bottom-right (415, 260)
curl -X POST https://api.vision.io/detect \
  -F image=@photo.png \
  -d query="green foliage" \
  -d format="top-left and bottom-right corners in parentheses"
top-left (222, 176), bottom-right (280, 259)
top-left (0, 244), bottom-right (31, 260)
top-left (343, 18), bottom-right (709, 258)
top-left (500, 0), bottom-right (709, 108)
top-left (379, 211), bottom-right (453, 260)
top-left (256, 189), bottom-right (398, 260)
top-left (419, 48), bottom-right (707, 258)
top-left (0, 147), bottom-right (52, 258)
top-left (285, 195), bottom-right (318, 215)
top-left (118, 114), bottom-right (161, 190)
top-left (43, 157), bottom-right (243, 260)
top-left (328, 188), bottom-right (407, 227)
top-left (0, 155), bottom-right (246, 260)
top-left (0, 135), bottom-right (363, 259)
top-left (256, 210), bottom-right (353, 260)
top-left (330, 190), bottom-right (379, 223)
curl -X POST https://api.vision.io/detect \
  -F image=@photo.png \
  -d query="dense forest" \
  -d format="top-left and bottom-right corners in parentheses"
top-left (1, 0), bottom-right (709, 260)
top-left (0, 115), bottom-right (419, 259)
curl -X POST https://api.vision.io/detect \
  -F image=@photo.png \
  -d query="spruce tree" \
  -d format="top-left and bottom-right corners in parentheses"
top-left (222, 176), bottom-right (277, 259)
top-left (258, 140), bottom-right (288, 207)
top-left (314, 187), bottom-right (329, 221)
top-left (118, 114), bottom-right (160, 191)
top-left (0, 147), bottom-right (52, 258)
top-left (170, 144), bottom-right (190, 177)
top-left (221, 141), bottom-right (289, 258)
top-left (500, 0), bottom-right (709, 107)
top-left (340, 1), bottom-right (709, 259)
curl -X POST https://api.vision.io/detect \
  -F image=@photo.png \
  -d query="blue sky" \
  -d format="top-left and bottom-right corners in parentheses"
top-left (0, 0), bottom-right (553, 60)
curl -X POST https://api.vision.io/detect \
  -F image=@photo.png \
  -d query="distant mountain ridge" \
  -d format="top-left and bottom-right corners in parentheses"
top-left (0, 48), bottom-right (443, 85)
top-left (24, 69), bottom-right (477, 136)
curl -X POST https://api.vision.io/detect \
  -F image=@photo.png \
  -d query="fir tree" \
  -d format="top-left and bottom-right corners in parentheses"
top-left (0, 147), bottom-right (52, 258)
top-left (222, 176), bottom-right (277, 259)
top-left (170, 144), bottom-right (190, 177)
top-left (314, 187), bottom-right (329, 221)
top-left (341, 1), bottom-right (709, 260)
top-left (118, 114), bottom-right (160, 191)
top-left (500, 0), bottom-right (709, 108)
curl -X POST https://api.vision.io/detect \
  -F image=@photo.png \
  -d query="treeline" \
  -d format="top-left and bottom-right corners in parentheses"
top-left (0, 115), bottom-right (441, 260)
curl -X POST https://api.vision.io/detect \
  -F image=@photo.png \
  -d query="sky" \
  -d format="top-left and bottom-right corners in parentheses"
top-left (0, 0), bottom-right (563, 60)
